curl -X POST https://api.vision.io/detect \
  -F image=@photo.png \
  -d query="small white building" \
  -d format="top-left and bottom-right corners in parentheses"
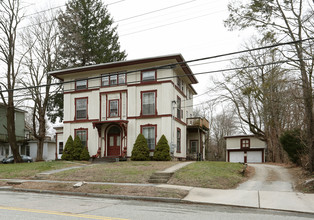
top-left (28, 140), bottom-right (56, 161)
top-left (51, 54), bottom-right (209, 160)
top-left (225, 135), bottom-right (267, 163)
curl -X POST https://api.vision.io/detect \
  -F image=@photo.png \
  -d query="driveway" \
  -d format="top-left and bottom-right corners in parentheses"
top-left (236, 164), bottom-right (294, 192)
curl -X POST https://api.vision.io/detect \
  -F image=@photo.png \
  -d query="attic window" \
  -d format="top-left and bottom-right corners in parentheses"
top-left (142, 70), bottom-right (156, 81)
top-left (76, 80), bottom-right (87, 90)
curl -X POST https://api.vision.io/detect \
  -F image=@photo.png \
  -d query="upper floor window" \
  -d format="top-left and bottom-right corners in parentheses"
top-left (109, 100), bottom-right (119, 117)
top-left (189, 89), bottom-right (193, 99)
top-left (102, 73), bottom-right (126, 86)
top-left (75, 98), bottom-right (87, 120)
top-left (75, 129), bottom-right (87, 147)
top-left (142, 70), bottom-right (156, 81)
top-left (142, 125), bottom-right (156, 150)
top-left (177, 96), bottom-right (182, 119)
top-left (241, 139), bottom-right (250, 148)
top-left (177, 78), bottom-right (181, 89)
top-left (142, 91), bottom-right (156, 115)
top-left (76, 79), bottom-right (87, 90)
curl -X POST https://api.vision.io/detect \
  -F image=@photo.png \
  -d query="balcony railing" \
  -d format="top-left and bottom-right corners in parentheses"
top-left (0, 133), bottom-right (27, 142)
top-left (186, 117), bottom-right (209, 130)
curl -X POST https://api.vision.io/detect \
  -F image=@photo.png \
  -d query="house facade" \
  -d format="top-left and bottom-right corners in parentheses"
top-left (51, 54), bottom-right (208, 160)
top-left (225, 135), bottom-right (267, 163)
top-left (0, 103), bottom-right (29, 160)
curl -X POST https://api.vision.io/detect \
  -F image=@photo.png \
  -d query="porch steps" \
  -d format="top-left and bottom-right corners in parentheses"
top-left (148, 171), bottom-right (174, 184)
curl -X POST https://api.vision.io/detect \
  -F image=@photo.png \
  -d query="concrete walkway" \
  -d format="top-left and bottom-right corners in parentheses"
top-left (161, 161), bottom-right (195, 173)
top-left (36, 163), bottom-right (94, 176)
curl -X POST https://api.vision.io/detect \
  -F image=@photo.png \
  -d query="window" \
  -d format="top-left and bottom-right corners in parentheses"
top-left (75, 129), bottom-right (87, 148)
top-left (142, 70), bottom-right (156, 81)
top-left (102, 76), bottom-right (109, 86)
top-left (177, 77), bottom-right (181, 88)
top-left (76, 80), bottom-right (87, 90)
top-left (109, 100), bottom-right (119, 117)
top-left (110, 75), bottom-right (117, 85)
top-left (181, 81), bottom-right (184, 92)
top-left (142, 126), bottom-right (156, 150)
top-left (118, 73), bottom-right (126, 84)
top-left (59, 142), bottom-right (63, 154)
top-left (177, 96), bottom-right (182, 119)
top-left (75, 98), bottom-right (87, 120)
top-left (177, 128), bottom-right (181, 153)
top-left (189, 89), bottom-right (193, 99)
top-left (190, 140), bottom-right (198, 154)
top-left (142, 91), bottom-right (156, 115)
top-left (241, 139), bottom-right (250, 148)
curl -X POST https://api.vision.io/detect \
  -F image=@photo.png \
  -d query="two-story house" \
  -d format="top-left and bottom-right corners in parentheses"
top-left (51, 54), bottom-right (209, 160)
top-left (0, 103), bottom-right (29, 160)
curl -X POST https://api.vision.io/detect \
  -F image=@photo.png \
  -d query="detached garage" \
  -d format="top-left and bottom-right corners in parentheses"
top-left (225, 135), bottom-right (266, 163)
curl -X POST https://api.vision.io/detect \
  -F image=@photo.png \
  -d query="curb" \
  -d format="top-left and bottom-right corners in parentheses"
top-left (0, 187), bottom-right (183, 204)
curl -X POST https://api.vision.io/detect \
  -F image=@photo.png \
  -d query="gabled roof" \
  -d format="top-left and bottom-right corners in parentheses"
top-left (49, 54), bottom-right (198, 84)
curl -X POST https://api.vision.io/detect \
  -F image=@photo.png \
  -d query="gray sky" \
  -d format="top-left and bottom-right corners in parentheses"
top-left (23, 0), bottom-right (249, 105)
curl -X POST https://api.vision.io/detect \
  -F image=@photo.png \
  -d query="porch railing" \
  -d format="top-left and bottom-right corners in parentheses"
top-left (186, 117), bottom-right (209, 130)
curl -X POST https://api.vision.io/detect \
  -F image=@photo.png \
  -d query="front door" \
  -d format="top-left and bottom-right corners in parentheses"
top-left (107, 126), bottom-right (121, 156)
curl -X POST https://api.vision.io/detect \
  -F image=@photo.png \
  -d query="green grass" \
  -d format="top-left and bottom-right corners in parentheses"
top-left (49, 161), bottom-right (179, 183)
top-left (0, 161), bottom-right (82, 179)
top-left (168, 161), bottom-right (245, 189)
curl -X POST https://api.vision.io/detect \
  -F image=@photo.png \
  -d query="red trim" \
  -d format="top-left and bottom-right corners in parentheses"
top-left (176, 127), bottom-right (181, 153)
top-left (75, 79), bottom-right (88, 91)
top-left (63, 119), bottom-right (98, 123)
top-left (127, 114), bottom-right (172, 119)
top-left (174, 117), bottom-right (187, 126)
top-left (99, 94), bottom-right (101, 120)
top-left (74, 128), bottom-right (88, 148)
top-left (74, 97), bottom-right (88, 120)
top-left (140, 90), bottom-right (157, 116)
top-left (175, 85), bottom-right (187, 98)
top-left (100, 89), bottom-right (128, 95)
top-left (141, 69), bottom-right (157, 82)
top-left (227, 148), bottom-right (265, 163)
top-left (64, 88), bottom-right (98, 94)
top-left (101, 72), bottom-right (126, 87)
top-left (119, 92), bottom-right (122, 119)
top-left (140, 124), bottom-right (157, 151)
top-left (128, 80), bottom-right (173, 87)
top-left (108, 99), bottom-right (120, 118)
top-left (241, 138), bottom-right (250, 149)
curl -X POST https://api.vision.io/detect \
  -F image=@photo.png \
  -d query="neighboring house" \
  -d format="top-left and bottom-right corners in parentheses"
top-left (27, 138), bottom-right (56, 161)
top-left (54, 126), bottom-right (64, 160)
top-left (225, 135), bottom-right (267, 163)
top-left (0, 103), bottom-right (29, 160)
top-left (51, 54), bottom-right (209, 160)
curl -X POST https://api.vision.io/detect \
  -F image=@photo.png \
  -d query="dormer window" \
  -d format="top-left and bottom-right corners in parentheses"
top-left (142, 70), bottom-right (156, 81)
top-left (76, 79), bottom-right (87, 90)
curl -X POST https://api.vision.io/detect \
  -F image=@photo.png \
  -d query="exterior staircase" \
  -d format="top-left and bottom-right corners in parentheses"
top-left (148, 171), bottom-right (174, 184)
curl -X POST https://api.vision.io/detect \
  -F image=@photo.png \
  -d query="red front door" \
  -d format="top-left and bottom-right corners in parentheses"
top-left (107, 134), bottom-right (121, 156)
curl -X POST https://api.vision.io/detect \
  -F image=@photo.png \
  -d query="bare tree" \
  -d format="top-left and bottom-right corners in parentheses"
top-left (0, 0), bottom-right (25, 162)
top-left (21, 12), bottom-right (60, 161)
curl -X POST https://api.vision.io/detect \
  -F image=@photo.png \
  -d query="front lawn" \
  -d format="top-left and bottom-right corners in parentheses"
top-left (48, 161), bottom-right (179, 183)
top-left (0, 161), bottom-right (85, 179)
top-left (168, 161), bottom-right (246, 189)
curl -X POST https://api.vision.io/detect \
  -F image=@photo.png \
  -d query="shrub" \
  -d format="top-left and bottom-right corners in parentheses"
top-left (280, 129), bottom-right (305, 165)
top-left (131, 134), bottom-right (150, 161)
top-left (153, 135), bottom-right (171, 161)
top-left (61, 135), bottom-right (74, 160)
top-left (72, 135), bottom-right (84, 160)
top-left (80, 147), bottom-right (90, 161)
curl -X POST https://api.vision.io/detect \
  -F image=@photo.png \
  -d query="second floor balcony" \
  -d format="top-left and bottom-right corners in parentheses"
top-left (187, 117), bottom-right (209, 131)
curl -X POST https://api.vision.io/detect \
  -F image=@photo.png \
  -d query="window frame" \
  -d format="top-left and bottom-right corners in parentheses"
top-left (241, 139), bottom-right (250, 149)
top-left (177, 96), bottom-right (182, 119)
top-left (75, 79), bottom-right (88, 90)
top-left (190, 140), bottom-right (198, 154)
top-left (141, 124), bottom-right (157, 151)
top-left (141, 70), bottom-right (157, 82)
top-left (109, 99), bottom-right (119, 118)
top-left (75, 128), bottom-right (88, 148)
top-left (177, 128), bottom-right (181, 153)
top-left (101, 72), bottom-right (126, 87)
top-left (141, 90), bottom-right (157, 116)
top-left (75, 97), bottom-right (88, 120)
top-left (59, 142), bottom-right (64, 154)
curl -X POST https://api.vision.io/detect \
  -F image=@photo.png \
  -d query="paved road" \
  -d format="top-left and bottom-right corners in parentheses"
top-left (0, 191), bottom-right (313, 220)
top-left (237, 164), bottom-right (294, 191)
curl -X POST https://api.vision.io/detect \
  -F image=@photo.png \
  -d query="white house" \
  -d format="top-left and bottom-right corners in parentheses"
top-left (225, 135), bottom-right (267, 163)
top-left (50, 54), bottom-right (209, 160)
top-left (28, 140), bottom-right (56, 161)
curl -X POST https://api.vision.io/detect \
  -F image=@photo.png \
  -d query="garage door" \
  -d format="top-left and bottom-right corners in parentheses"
top-left (247, 151), bottom-right (262, 163)
top-left (229, 151), bottom-right (244, 163)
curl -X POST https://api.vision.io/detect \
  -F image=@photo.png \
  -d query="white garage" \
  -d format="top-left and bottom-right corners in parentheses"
top-left (229, 151), bottom-right (244, 163)
top-left (247, 151), bottom-right (263, 163)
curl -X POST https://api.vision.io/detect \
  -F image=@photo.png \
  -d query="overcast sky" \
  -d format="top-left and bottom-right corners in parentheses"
top-left (23, 0), bottom-right (250, 105)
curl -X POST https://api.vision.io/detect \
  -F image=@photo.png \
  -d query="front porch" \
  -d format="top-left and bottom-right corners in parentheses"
top-left (186, 117), bottom-right (209, 161)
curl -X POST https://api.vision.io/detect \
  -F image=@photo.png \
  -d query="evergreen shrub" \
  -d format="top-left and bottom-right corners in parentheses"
top-left (131, 134), bottom-right (150, 161)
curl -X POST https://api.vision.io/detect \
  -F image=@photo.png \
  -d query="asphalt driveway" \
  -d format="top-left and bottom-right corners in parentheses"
top-left (236, 164), bottom-right (294, 192)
